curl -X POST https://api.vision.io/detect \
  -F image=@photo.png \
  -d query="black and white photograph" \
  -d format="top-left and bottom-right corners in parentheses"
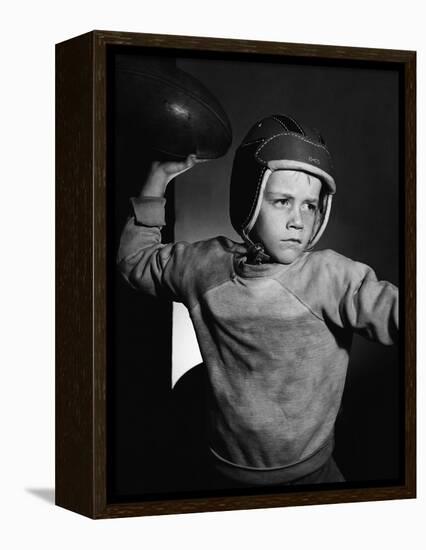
top-left (3, 0), bottom-right (425, 543)
top-left (108, 42), bottom-right (405, 503)
top-left (3, 0), bottom-right (425, 544)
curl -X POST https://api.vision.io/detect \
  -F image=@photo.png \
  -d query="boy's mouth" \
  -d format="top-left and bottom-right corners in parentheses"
top-left (281, 238), bottom-right (302, 244)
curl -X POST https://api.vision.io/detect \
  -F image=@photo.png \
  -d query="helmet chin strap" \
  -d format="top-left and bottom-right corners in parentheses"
top-left (242, 230), bottom-right (272, 264)
top-left (241, 168), bottom-right (273, 264)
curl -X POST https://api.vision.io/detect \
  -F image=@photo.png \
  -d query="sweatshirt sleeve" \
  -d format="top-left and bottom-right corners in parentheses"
top-left (319, 252), bottom-right (399, 346)
top-left (116, 196), bottom-right (192, 303)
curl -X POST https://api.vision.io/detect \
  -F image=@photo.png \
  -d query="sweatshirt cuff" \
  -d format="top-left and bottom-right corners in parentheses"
top-left (130, 196), bottom-right (166, 227)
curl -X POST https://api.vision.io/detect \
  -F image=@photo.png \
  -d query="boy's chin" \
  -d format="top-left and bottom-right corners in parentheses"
top-left (268, 247), bottom-right (305, 265)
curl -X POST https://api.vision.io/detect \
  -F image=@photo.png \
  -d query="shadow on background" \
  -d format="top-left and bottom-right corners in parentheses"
top-left (26, 488), bottom-right (55, 505)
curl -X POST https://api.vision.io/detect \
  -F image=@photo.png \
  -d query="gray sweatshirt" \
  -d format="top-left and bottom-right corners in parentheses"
top-left (117, 196), bottom-right (398, 485)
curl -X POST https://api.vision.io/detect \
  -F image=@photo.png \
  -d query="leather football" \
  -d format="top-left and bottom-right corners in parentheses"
top-left (116, 55), bottom-right (232, 160)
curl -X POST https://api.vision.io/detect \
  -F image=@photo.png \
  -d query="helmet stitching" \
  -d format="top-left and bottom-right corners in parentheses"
top-left (271, 115), bottom-right (289, 131)
top-left (284, 114), bottom-right (305, 135)
top-left (255, 132), bottom-right (334, 162)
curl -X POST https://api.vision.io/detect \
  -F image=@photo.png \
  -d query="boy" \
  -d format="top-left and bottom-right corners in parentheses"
top-left (116, 114), bottom-right (398, 487)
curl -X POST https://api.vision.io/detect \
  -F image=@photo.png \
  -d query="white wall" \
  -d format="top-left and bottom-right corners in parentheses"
top-left (1, 1), bottom-right (424, 548)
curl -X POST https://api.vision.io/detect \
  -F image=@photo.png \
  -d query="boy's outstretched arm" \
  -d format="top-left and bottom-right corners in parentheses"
top-left (116, 155), bottom-right (202, 301)
top-left (299, 251), bottom-right (398, 346)
top-left (332, 258), bottom-right (399, 346)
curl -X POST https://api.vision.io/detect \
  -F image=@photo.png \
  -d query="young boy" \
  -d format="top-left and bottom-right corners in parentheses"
top-left (116, 114), bottom-right (398, 487)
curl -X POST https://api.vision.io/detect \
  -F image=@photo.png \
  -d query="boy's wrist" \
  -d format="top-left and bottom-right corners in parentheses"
top-left (130, 196), bottom-right (166, 226)
top-left (138, 166), bottom-right (169, 198)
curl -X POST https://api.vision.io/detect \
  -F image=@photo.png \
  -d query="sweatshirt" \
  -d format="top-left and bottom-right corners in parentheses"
top-left (116, 196), bottom-right (398, 485)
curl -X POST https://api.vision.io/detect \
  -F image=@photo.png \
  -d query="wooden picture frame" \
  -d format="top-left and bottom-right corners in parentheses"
top-left (55, 30), bottom-right (416, 519)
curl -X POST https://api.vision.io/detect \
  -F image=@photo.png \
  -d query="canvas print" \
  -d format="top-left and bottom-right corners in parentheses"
top-left (108, 47), bottom-right (401, 502)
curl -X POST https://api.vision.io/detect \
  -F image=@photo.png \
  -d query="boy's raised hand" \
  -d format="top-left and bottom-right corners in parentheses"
top-left (139, 154), bottom-right (207, 198)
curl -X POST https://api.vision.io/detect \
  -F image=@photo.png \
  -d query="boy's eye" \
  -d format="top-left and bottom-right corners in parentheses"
top-left (272, 199), bottom-right (317, 212)
top-left (302, 203), bottom-right (317, 213)
top-left (274, 199), bottom-right (290, 207)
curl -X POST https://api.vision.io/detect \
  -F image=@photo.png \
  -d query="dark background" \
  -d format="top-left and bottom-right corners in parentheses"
top-left (108, 48), bottom-right (402, 501)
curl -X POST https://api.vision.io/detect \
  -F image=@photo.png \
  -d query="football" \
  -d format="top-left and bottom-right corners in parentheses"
top-left (115, 55), bottom-right (233, 160)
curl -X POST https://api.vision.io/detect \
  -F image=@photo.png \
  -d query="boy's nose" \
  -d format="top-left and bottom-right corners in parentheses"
top-left (287, 209), bottom-right (304, 230)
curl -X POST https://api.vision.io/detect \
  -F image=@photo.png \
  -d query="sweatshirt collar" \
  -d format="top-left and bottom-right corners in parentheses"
top-left (233, 249), bottom-right (307, 278)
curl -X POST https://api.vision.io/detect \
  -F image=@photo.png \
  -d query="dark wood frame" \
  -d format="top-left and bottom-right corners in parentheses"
top-left (56, 29), bottom-right (416, 519)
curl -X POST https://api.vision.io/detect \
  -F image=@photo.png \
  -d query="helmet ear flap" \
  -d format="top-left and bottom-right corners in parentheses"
top-left (230, 141), bottom-right (267, 235)
top-left (318, 183), bottom-right (328, 214)
top-left (307, 194), bottom-right (333, 249)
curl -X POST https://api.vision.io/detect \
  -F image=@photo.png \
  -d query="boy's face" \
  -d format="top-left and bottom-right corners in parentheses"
top-left (251, 170), bottom-right (322, 264)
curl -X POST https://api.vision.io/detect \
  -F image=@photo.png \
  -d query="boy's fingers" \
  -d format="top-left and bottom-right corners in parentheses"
top-left (176, 154), bottom-right (204, 172)
top-left (194, 158), bottom-right (210, 164)
top-left (161, 159), bottom-right (190, 174)
top-left (150, 154), bottom-right (210, 183)
top-left (185, 154), bottom-right (197, 168)
top-left (186, 154), bottom-right (211, 166)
